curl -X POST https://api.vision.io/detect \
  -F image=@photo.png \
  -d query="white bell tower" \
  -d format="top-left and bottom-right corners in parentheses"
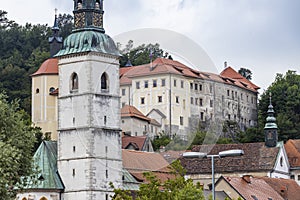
top-left (55, 1), bottom-right (122, 199)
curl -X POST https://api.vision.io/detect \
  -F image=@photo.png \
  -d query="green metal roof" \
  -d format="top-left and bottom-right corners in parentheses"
top-left (122, 169), bottom-right (140, 191)
top-left (27, 141), bottom-right (64, 190)
top-left (55, 30), bottom-right (121, 57)
top-left (264, 104), bottom-right (278, 129)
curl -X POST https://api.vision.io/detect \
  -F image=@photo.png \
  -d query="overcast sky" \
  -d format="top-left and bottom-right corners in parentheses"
top-left (2, 0), bottom-right (300, 92)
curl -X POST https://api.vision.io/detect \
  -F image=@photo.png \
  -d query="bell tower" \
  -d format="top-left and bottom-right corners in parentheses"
top-left (55, 1), bottom-right (122, 199)
top-left (264, 93), bottom-right (278, 147)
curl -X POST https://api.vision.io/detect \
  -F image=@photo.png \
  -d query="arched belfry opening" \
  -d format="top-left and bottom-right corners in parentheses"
top-left (71, 73), bottom-right (79, 91)
top-left (101, 72), bottom-right (109, 91)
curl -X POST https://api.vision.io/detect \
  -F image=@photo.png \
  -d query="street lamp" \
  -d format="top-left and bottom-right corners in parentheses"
top-left (183, 149), bottom-right (244, 200)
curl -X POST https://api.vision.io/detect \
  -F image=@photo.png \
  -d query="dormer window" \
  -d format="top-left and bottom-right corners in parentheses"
top-left (71, 73), bottom-right (79, 91)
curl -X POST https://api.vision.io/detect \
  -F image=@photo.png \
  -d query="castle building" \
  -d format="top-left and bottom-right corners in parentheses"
top-left (120, 58), bottom-right (260, 139)
top-left (55, 0), bottom-right (122, 199)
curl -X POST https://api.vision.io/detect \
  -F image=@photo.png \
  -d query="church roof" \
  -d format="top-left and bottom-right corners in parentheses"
top-left (27, 141), bottom-right (64, 190)
top-left (31, 58), bottom-right (58, 76)
top-left (55, 31), bottom-right (121, 57)
top-left (180, 142), bottom-right (281, 174)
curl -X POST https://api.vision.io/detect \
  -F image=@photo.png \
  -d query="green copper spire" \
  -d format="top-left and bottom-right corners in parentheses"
top-left (55, 0), bottom-right (120, 57)
top-left (264, 93), bottom-right (278, 147)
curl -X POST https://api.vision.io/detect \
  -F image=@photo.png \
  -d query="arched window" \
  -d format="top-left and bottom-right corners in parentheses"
top-left (101, 73), bottom-right (109, 91)
top-left (71, 73), bottom-right (79, 91)
top-left (40, 197), bottom-right (48, 200)
top-left (36, 88), bottom-right (40, 94)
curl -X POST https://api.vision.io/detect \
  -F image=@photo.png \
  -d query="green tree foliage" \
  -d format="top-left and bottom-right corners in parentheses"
top-left (111, 160), bottom-right (205, 200)
top-left (0, 94), bottom-right (36, 199)
top-left (259, 70), bottom-right (300, 141)
top-left (152, 132), bottom-right (171, 151)
top-left (238, 67), bottom-right (252, 80)
top-left (118, 40), bottom-right (164, 66)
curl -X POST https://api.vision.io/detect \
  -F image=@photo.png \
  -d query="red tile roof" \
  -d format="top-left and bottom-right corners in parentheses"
top-left (285, 139), bottom-right (300, 168)
top-left (120, 58), bottom-right (259, 93)
top-left (180, 143), bottom-right (279, 174)
top-left (122, 149), bottom-right (170, 173)
top-left (217, 176), bottom-right (284, 200)
top-left (121, 105), bottom-right (151, 122)
top-left (31, 58), bottom-right (58, 76)
top-left (259, 177), bottom-right (300, 200)
top-left (122, 136), bottom-right (147, 150)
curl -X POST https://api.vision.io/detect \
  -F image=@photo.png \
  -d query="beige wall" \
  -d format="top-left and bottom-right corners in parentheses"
top-left (32, 75), bottom-right (58, 140)
top-left (215, 178), bottom-right (243, 200)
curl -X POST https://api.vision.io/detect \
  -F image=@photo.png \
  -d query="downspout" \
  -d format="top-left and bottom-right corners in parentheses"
top-left (169, 73), bottom-right (172, 137)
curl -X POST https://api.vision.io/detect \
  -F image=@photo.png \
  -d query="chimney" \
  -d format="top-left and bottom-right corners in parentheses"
top-left (242, 175), bottom-right (251, 183)
top-left (224, 61), bottom-right (228, 68)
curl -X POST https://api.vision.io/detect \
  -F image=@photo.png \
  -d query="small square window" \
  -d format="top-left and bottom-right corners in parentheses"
top-left (153, 80), bottom-right (157, 87)
top-left (144, 81), bottom-right (148, 88)
top-left (161, 79), bottom-right (166, 87)
top-left (136, 81), bottom-right (140, 89)
top-left (122, 89), bottom-right (126, 96)
top-left (141, 97), bottom-right (145, 104)
top-left (158, 96), bottom-right (162, 103)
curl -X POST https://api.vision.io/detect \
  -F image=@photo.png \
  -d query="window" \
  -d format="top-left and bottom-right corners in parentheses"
top-left (180, 116), bottom-right (184, 125)
top-left (122, 89), bottom-right (126, 96)
top-left (40, 197), bottom-right (48, 200)
top-left (228, 114), bottom-right (231, 120)
top-left (195, 84), bottom-right (198, 90)
top-left (158, 96), bottom-right (162, 103)
top-left (101, 73), bottom-right (108, 90)
top-left (71, 73), bottom-right (79, 90)
top-left (49, 87), bottom-right (55, 93)
top-left (181, 80), bottom-right (184, 88)
top-left (200, 98), bottom-right (203, 106)
top-left (136, 81), bottom-right (140, 89)
top-left (106, 170), bottom-right (108, 178)
top-left (161, 79), bottom-right (166, 87)
top-left (199, 84), bottom-right (202, 91)
top-left (73, 146), bottom-right (76, 152)
top-left (104, 116), bottom-right (107, 125)
top-left (200, 112), bottom-right (204, 121)
top-left (36, 88), bottom-right (40, 94)
top-left (122, 102), bottom-right (125, 107)
top-left (291, 175), bottom-right (295, 179)
top-left (298, 175), bottom-right (300, 181)
top-left (209, 84), bottom-right (213, 93)
top-left (195, 98), bottom-right (198, 105)
top-left (141, 97), bottom-right (145, 104)
top-left (153, 80), bottom-right (157, 87)
top-left (210, 100), bottom-right (213, 107)
top-left (72, 169), bottom-right (76, 177)
top-left (176, 96), bottom-right (179, 103)
top-left (190, 83), bottom-right (193, 90)
top-left (174, 79), bottom-right (177, 87)
top-left (191, 97), bottom-right (194, 104)
top-left (227, 90), bottom-right (230, 96)
top-left (144, 80), bottom-right (148, 88)
top-left (232, 91), bottom-right (234, 99)
top-left (45, 132), bottom-right (51, 140)
top-left (241, 93), bottom-right (243, 100)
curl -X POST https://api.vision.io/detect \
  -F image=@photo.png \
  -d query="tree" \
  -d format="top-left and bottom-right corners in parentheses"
top-left (259, 70), bottom-right (300, 141)
top-left (238, 68), bottom-right (252, 80)
top-left (0, 10), bottom-right (14, 28)
top-left (111, 160), bottom-right (205, 200)
top-left (119, 41), bottom-right (164, 66)
top-left (0, 94), bottom-right (36, 199)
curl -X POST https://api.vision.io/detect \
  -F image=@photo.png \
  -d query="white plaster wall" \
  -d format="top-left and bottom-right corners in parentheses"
top-left (17, 192), bottom-right (60, 200)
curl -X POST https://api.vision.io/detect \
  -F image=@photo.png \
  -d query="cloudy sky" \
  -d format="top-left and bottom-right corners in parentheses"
top-left (2, 0), bottom-right (300, 91)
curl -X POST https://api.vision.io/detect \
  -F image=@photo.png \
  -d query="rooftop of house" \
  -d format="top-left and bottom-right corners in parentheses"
top-left (31, 58), bottom-right (58, 76)
top-left (284, 139), bottom-right (300, 168)
top-left (122, 135), bottom-right (147, 151)
top-left (160, 150), bottom-right (187, 164)
top-left (121, 105), bottom-right (151, 122)
top-left (216, 176), bottom-right (284, 200)
top-left (180, 142), bottom-right (281, 174)
top-left (120, 57), bottom-right (260, 92)
top-left (259, 176), bottom-right (300, 200)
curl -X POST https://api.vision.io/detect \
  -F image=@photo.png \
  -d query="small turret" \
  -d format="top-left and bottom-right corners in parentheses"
top-left (264, 93), bottom-right (278, 147)
top-left (48, 9), bottom-right (62, 57)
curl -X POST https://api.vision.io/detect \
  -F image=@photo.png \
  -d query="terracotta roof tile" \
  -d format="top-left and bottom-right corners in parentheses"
top-left (180, 143), bottom-right (279, 174)
top-left (31, 58), bottom-right (58, 76)
top-left (122, 136), bottom-right (147, 150)
top-left (285, 139), bottom-right (300, 168)
top-left (122, 149), bottom-right (170, 172)
top-left (119, 58), bottom-right (260, 93)
top-left (160, 150), bottom-right (186, 164)
top-left (259, 177), bottom-right (300, 200)
top-left (121, 105), bottom-right (151, 122)
top-left (218, 176), bottom-right (284, 200)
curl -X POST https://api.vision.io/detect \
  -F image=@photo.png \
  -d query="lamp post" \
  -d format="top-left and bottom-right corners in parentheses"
top-left (183, 149), bottom-right (244, 200)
